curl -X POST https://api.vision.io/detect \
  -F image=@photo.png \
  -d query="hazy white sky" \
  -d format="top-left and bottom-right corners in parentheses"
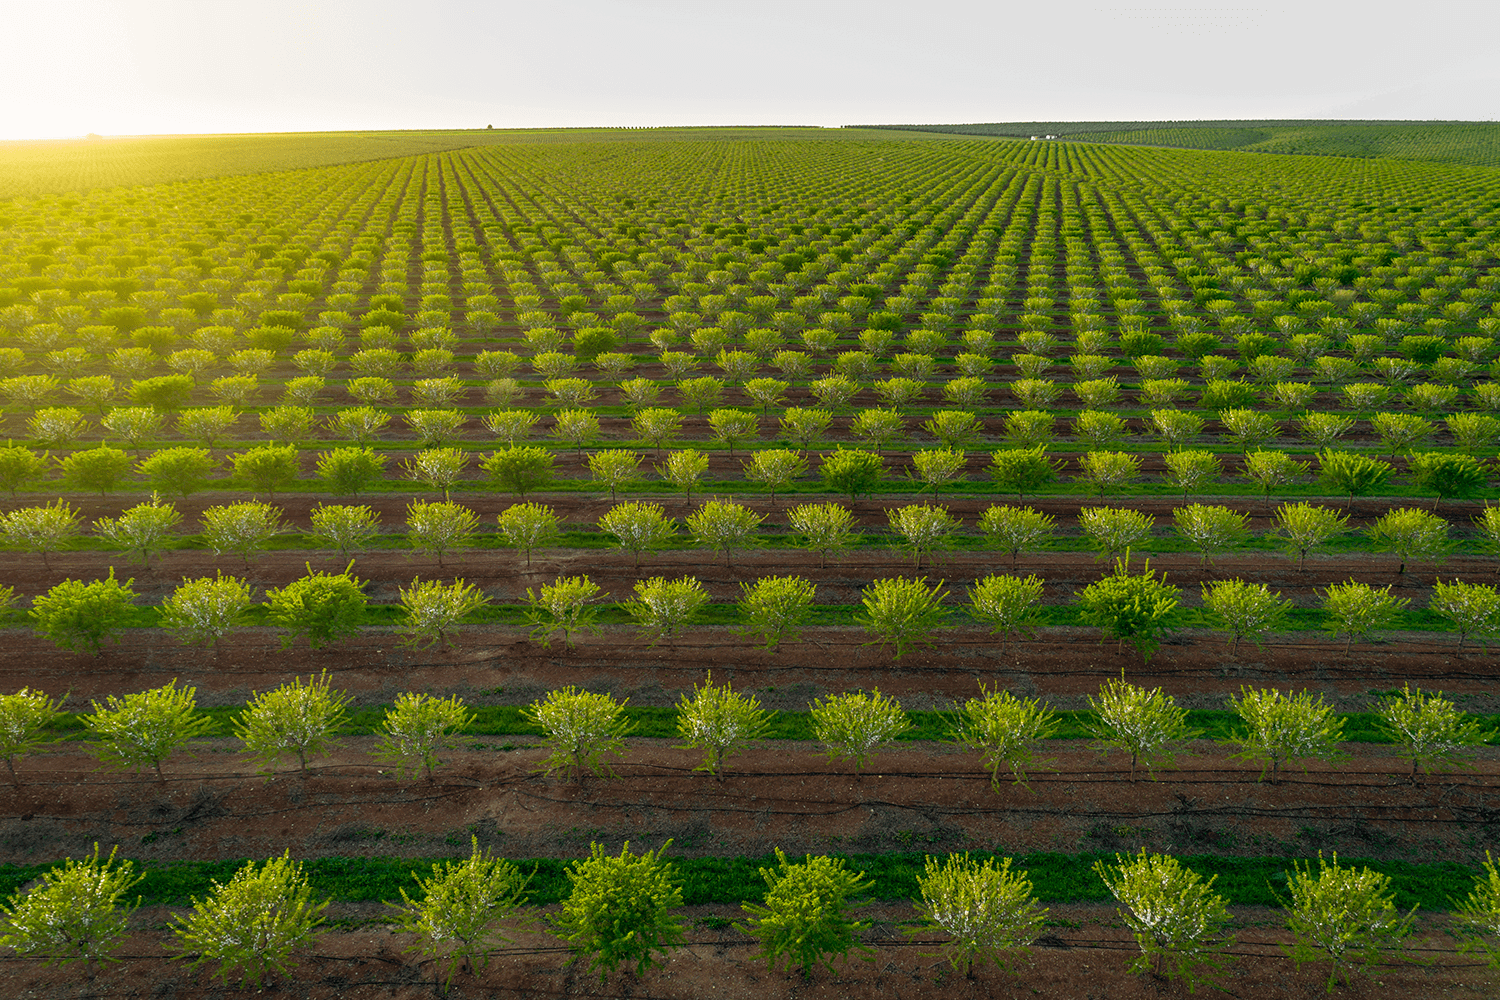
top-left (3, 0), bottom-right (1497, 139)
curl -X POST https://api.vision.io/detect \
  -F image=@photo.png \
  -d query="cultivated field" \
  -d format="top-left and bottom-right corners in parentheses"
top-left (1, 126), bottom-right (1499, 997)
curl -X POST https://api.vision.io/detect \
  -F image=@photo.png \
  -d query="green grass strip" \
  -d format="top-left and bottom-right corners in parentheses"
top-left (41, 706), bottom-right (1500, 745)
top-left (0, 851), bottom-right (1480, 911)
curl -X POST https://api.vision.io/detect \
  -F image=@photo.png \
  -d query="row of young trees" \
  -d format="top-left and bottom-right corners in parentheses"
top-left (6, 826), bottom-right (1500, 991)
top-left (3, 673), bottom-right (1491, 790)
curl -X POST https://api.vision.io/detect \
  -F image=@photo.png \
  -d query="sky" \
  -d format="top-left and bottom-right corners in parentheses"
top-left (3, 0), bottom-right (1498, 140)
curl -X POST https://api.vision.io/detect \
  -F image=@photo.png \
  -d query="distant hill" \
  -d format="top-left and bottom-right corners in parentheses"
top-left (850, 120), bottom-right (1500, 169)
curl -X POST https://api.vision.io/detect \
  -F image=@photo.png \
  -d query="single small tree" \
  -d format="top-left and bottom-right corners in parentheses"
top-left (655, 448), bottom-right (709, 501)
top-left (374, 692), bottom-right (476, 782)
top-left (586, 449), bottom-right (642, 502)
top-left (787, 500), bottom-right (856, 568)
top-left (1283, 853), bottom-right (1415, 992)
top-left (598, 501), bottom-right (677, 569)
top-left (1272, 502), bottom-right (1348, 571)
top-left (857, 575), bottom-right (949, 660)
top-left (306, 503), bottom-right (380, 559)
top-left (0, 444), bottom-right (48, 494)
top-left (85, 679), bottom-right (213, 781)
top-left (58, 446), bottom-right (132, 495)
top-left (1454, 853), bottom-right (1500, 968)
top-left (263, 562), bottom-right (367, 649)
top-left (1163, 449), bottom-right (1220, 498)
top-left (675, 671), bottom-right (771, 779)
top-left (1078, 506), bottom-right (1154, 564)
top-left (389, 836), bottom-right (529, 988)
top-left (631, 407), bottom-right (683, 455)
top-left (235, 671), bottom-right (351, 774)
top-left (525, 686), bottom-right (633, 782)
top-left (1202, 578), bottom-right (1291, 654)
top-left (1225, 686), bottom-right (1346, 783)
top-left (1087, 676), bottom-right (1197, 780)
top-left (1172, 503), bottom-right (1249, 566)
top-left (910, 447), bottom-right (967, 496)
top-left (94, 494), bottom-right (181, 566)
top-left (888, 502), bottom-right (958, 569)
top-left (31, 569), bottom-right (136, 656)
top-left (707, 408), bottom-right (758, 454)
top-left (743, 448), bottom-right (807, 504)
top-left (810, 688), bottom-right (910, 772)
top-left (138, 446), bottom-right (217, 497)
top-left (779, 406), bottom-right (832, 449)
top-left (0, 843), bottom-right (142, 973)
top-left (1321, 579), bottom-right (1408, 653)
top-left (1242, 449), bottom-right (1308, 506)
top-left (739, 850), bottom-right (874, 977)
top-left (0, 498), bottom-right (80, 568)
top-left (480, 446), bottom-right (554, 498)
top-left (494, 502), bottom-right (559, 567)
top-left (1429, 579), bottom-right (1500, 649)
top-left (1078, 450), bottom-right (1140, 497)
top-left (819, 448), bottom-right (884, 502)
top-left (315, 446), bottom-right (386, 496)
top-left (686, 498), bottom-right (764, 566)
top-left (850, 407), bottom-right (904, 453)
top-left (1094, 850), bottom-right (1234, 992)
top-left (405, 499), bottom-right (479, 567)
top-left (1367, 506), bottom-right (1449, 575)
top-left (978, 504), bottom-right (1055, 570)
top-left (966, 573), bottom-right (1044, 652)
top-left (159, 573), bottom-right (253, 649)
top-left (524, 575), bottom-right (604, 649)
top-left (200, 500), bottom-right (283, 569)
top-left (231, 444), bottom-right (299, 495)
top-left (1375, 684), bottom-right (1489, 783)
top-left (951, 684), bottom-right (1057, 788)
top-left (0, 687), bottom-right (61, 785)
top-left (912, 852), bottom-right (1046, 978)
top-left (396, 577), bottom-right (489, 649)
top-left (552, 841), bottom-right (685, 980)
top-left (622, 575), bottom-right (709, 645)
top-left (987, 447), bottom-right (1059, 499)
top-left (736, 574), bottom-right (816, 650)
top-left (1317, 449), bottom-right (1392, 506)
top-left (1076, 556), bottom-right (1179, 662)
top-left (1408, 451), bottom-right (1489, 510)
top-left (401, 447), bottom-right (468, 499)
top-left (170, 852), bottom-right (328, 988)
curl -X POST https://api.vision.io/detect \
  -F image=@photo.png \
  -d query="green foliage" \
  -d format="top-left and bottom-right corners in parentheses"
top-left (128, 374), bottom-right (193, 410)
top-left (951, 685), bottom-right (1057, 788)
top-left (887, 502), bottom-right (957, 568)
top-left (263, 562), bottom-right (367, 650)
top-left (85, 679), bottom-right (212, 780)
top-left (598, 501), bottom-right (676, 569)
top-left (525, 687), bottom-right (633, 782)
top-left (1078, 450), bottom-right (1140, 496)
top-left (494, 502), bottom-right (559, 567)
top-left (234, 671), bottom-right (351, 774)
top-left (1283, 853), bottom-right (1415, 991)
top-left (1076, 556), bottom-right (1179, 662)
top-left (1321, 579), bottom-right (1408, 653)
top-left (1242, 448), bottom-right (1308, 503)
top-left (675, 672), bottom-right (770, 779)
top-left (374, 692), bottom-right (475, 781)
top-left (736, 574), bottom-right (816, 650)
top-left (622, 575), bottom-right (709, 644)
top-left (0, 497), bottom-right (79, 566)
top-left (1201, 578), bottom-right (1290, 653)
top-left (655, 448), bottom-right (708, 501)
top-left (1366, 506), bottom-right (1448, 574)
top-left (1087, 676), bottom-right (1197, 780)
top-left (396, 577), bottom-right (489, 650)
top-left (405, 499), bottom-right (479, 566)
top-left (551, 841), bottom-right (685, 980)
top-left (857, 575), bottom-right (950, 660)
top-left (910, 446), bottom-right (967, 495)
top-left (170, 852), bottom-right (328, 988)
top-left (1454, 853), bottom-right (1500, 968)
top-left (231, 444), bottom-right (299, 495)
top-left (58, 445), bottom-right (131, 494)
top-left (1226, 687), bottom-right (1346, 783)
top-left (524, 575), bottom-right (604, 649)
top-left (810, 688), bottom-right (910, 772)
top-left (0, 687), bottom-right (61, 785)
top-left (30, 568), bottom-right (135, 655)
top-left (743, 448), bottom-right (806, 503)
top-left (586, 449), bottom-right (641, 501)
top-left (912, 853), bottom-right (1045, 976)
top-left (1172, 503), bottom-right (1249, 566)
top-left (389, 836), bottom-right (529, 987)
top-left (965, 573), bottom-right (1044, 651)
top-left (1094, 850), bottom-right (1234, 992)
top-left (685, 498), bottom-right (764, 566)
top-left (0, 444), bottom-right (47, 494)
top-left (1430, 579), bottom-right (1500, 649)
top-left (306, 503), bottom-right (379, 558)
top-left (160, 573), bottom-right (252, 648)
top-left (0, 843), bottom-right (141, 971)
top-left (787, 500), bottom-right (855, 568)
top-left (1317, 449), bottom-right (1392, 503)
top-left (987, 447), bottom-right (1059, 498)
top-left (1162, 448), bottom-right (1220, 497)
top-left (1409, 451), bottom-right (1489, 504)
top-left (1272, 502), bottom-right (1348, 571)
top-left (977, 504), bottom-right (1055, 570)
top-left (200, 500), bottom-right (283, 567)
top-left (315, 446), bottom-right (386, 496)
top-left (138, 446), bottom-right (216, 496)
top-left (819, 448), bottom-right (884, 501)
top-left (401, 446), bottom-right (467, 498)
top-left (1078, 506), bottom-right (1153, 563)
top-left (1375, 684), bottom-right (1489, 781)
top-left (739, 850), bottom-right (874, 976)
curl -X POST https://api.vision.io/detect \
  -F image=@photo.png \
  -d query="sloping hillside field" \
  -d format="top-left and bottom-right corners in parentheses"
top-left (2, 129), bottom-right (1500, 996)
